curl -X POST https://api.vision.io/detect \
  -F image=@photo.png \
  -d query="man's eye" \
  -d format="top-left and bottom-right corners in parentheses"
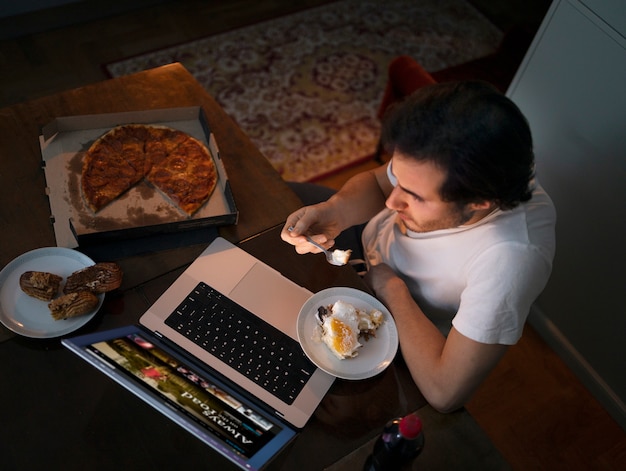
top-left (403, 189), bottom-right (423, 201)
top-left (397, 184), bottom-right (423, 201)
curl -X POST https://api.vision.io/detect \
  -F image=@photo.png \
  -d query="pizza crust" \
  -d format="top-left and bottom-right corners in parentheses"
top-left (81, 124), bottom-right (218, 216)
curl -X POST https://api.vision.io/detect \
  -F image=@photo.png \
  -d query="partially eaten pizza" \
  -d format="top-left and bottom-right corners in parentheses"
top-left (81, 124), bottom-right (218, 216)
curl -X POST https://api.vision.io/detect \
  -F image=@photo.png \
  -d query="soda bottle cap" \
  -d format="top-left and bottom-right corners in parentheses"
top-left (399, 414), bottom-right (422, 438)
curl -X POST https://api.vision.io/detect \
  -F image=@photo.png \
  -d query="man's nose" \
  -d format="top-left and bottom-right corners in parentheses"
top-left (386, 185), bottom-right (406, 210)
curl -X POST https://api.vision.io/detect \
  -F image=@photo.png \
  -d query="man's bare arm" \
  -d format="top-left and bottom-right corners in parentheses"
top-left (365, 264), bottom-right (508, 412)
top-left (282, 164), bottom-right (392, 245)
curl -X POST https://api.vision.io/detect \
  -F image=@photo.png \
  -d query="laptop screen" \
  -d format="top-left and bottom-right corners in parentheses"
top-left (63, 325), bottom-right (297, 471)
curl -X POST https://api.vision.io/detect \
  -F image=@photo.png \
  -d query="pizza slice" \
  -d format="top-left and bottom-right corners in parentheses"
top-left (144, 126), bottom-right (188, 173)
top-left (146, 135), bottom-right (218, 216)
top-left (119, 125), bottom-right (147, 168)
top-left (81, 134), bottom-right (145, 212)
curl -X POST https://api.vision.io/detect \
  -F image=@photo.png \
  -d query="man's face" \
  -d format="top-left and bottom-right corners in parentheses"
top-left (386, 153), bottom-right (478, 233)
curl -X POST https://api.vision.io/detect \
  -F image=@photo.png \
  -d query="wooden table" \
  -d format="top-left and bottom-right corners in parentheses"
top-left (0, 64), bottom-right (509, 470)
top-left (0, 62), bottom-right (301, 279)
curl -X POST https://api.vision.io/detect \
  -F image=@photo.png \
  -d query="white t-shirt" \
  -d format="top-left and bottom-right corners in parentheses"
top-left (362, 164), bottom-right (556, 345)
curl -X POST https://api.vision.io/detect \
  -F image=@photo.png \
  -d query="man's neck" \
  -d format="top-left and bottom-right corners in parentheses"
top-left (463, 204), bottom-right (499, 226)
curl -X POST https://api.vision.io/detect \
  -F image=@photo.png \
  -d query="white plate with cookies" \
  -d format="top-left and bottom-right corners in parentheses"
top-left (0, 247), bottom-right (104, 338)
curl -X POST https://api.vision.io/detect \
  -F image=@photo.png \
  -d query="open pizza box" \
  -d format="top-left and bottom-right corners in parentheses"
top-left (40, 106), bottom-right (238, 254)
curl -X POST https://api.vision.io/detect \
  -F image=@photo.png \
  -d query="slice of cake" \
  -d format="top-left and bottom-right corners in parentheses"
top-left (330, 249), bottom-right (352, 266)
top-left (315, 300), bottom-right (384, 359)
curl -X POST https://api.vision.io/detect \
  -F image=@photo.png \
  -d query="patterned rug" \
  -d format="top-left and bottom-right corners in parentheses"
top-left (106, 0), bottom-right (501, 182)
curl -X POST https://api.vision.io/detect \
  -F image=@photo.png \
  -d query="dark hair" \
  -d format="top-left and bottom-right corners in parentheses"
top-left (381, 81), bottom-right (534, 210)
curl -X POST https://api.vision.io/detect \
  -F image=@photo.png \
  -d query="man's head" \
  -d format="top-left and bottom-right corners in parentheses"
top-left (381, 81), bottom-right (534, 211)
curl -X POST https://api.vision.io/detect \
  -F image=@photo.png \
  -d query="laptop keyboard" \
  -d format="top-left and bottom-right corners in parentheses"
top-left (165, 282), bottom-right (316, 405)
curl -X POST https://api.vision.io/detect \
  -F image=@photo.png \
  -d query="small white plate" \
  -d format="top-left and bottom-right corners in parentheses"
top-left (0, 247), bottom-right (104, 338)
top-left (297, 287), bottom-right (398, 380)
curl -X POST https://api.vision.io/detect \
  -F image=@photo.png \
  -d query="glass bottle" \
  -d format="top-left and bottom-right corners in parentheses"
top-left (363, 413), bottom-right (424, 471)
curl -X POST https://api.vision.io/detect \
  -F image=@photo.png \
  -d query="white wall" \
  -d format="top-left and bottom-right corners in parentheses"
top-left (508, 0), bottom-right (626, 429)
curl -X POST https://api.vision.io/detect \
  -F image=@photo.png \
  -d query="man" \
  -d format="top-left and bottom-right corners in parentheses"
top-left (281, 81), bottom-right (556, 413)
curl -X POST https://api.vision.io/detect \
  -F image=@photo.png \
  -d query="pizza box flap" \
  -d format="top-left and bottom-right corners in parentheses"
top-left (40, 107), bottom-right (238, 250)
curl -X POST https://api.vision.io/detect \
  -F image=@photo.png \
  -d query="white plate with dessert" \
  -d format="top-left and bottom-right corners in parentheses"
top-left (296, 287), bottom-right (398, 380)
top-left (0, 247), bottom-right (104, 338)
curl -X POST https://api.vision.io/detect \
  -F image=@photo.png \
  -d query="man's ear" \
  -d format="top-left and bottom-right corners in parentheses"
top-left (467, 200), bottom-right (494, 211)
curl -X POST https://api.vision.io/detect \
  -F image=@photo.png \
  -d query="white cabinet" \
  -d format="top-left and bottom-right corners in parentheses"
top-left (508, 0), bottom-right (626, 428)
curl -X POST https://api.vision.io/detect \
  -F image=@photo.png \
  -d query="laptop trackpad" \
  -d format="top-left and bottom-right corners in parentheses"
top-left (227, 263), bottom-right (311, 339)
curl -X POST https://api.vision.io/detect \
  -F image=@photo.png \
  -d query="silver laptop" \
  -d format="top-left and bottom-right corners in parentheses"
top-left (63, 236), bottom-right (335, 470)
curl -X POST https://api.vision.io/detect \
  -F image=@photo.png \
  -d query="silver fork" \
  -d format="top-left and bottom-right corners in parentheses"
top-left (303, 234), bottom-right (347, 266)
top-left (288, 227), bottom-right (349, 266)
